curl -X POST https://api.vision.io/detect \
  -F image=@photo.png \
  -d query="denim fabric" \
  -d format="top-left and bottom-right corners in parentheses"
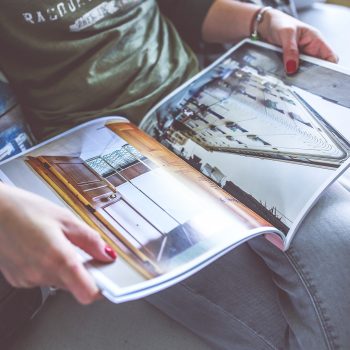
top-left (148, 243), bottom-right (288, 349)
top-left (148, 181), bottom-right (350, 349)
top-left (250, 181), bottom-right (350, 350)
top-left (4, 182), bottom-right (349, 349)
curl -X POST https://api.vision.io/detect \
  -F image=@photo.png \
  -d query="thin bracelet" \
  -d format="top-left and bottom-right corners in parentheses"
top-left (250, 6), bottom-right (272, 41)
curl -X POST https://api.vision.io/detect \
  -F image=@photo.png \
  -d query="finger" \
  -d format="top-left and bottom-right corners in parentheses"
top-left (1, 268), bottom-right (24, 288)
top-left (299, 28), bottom-right (338, 63)
top-left (1, 250), bottom-right (61, 289)
top-left (43, 277), bottom-right (71, 293)
top-left (279, 27), bottom-right (299, 75)
top-left (63, 218), bottom-right (117, 263)
top-left (328, 54), bottom-right (339, 64)
top-left (59, 252), bottom-right (100, 305)
top-left (0, 260), bottom-right (38, 288)
top-left (318, 42), bottom-right (339, 63)
top-left (2, 263), bottom-right (66, 290)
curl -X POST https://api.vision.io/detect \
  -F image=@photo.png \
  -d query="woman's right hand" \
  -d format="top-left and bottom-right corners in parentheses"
top-left (258, 8), bottom-right (338, 74)
top-left (0, 183), bottom-right (117, 304)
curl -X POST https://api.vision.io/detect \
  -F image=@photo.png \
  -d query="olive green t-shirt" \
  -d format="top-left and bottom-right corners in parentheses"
top-left (0, 0), bottom-right (199, 140)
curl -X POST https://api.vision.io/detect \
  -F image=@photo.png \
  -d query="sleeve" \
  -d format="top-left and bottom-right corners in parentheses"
top-left (157, 0), bottom-right (214, 50)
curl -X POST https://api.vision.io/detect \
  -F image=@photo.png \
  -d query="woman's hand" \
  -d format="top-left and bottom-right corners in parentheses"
top-left (255, 8), bottom-right (338, 74)
top-left (0, 184), bottom-right (117, 304)
top-left (202, 0), bottom-right (338, 74)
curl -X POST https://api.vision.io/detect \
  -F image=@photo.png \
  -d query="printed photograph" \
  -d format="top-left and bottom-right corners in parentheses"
top-left (144, 42), bottom-right (350, 232)
top-left (0, 119), bottom-right (274, 280)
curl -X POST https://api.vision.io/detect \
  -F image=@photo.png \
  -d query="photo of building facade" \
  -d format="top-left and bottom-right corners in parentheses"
top-left (155, 54), bottom-right (350, 168)
top-left (145, 42), bottom-right (350, 230)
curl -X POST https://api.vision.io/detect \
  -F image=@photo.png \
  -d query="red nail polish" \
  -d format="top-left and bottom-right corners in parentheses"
top-left (105, 246), bottom-right (117, 260)
top-left (286, 60), bottom-right (297, 75)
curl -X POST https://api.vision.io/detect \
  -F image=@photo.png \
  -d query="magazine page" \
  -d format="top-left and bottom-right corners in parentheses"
top-left (141, 39), bottom-right (350, 249)
top-left (0, 117), bottom-right (281, 302)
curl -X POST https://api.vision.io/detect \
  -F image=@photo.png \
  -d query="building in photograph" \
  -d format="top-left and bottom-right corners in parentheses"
top-left (179, 153), bottom-right (289, 232)
top-left (238, 44), bottom-right (350, 109)
top-left (159, 55), bottom-right (350, 168)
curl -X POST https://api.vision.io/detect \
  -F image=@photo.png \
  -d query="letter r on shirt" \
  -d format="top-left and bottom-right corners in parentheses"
top-left (23, 13), bottom-right (34, 24)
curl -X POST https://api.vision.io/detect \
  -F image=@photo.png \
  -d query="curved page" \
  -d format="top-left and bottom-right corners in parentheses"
top-left (141, 39), bottom-right (350, 248)
top-left (0, 117), bottom-right (281, 301)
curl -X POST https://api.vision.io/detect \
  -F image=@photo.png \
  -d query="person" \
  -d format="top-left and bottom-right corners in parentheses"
top-left (0, 0), bottom-right (346, 348)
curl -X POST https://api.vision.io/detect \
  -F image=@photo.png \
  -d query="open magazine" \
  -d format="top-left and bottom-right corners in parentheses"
top-left (1, 39), bottom-right (350, 303)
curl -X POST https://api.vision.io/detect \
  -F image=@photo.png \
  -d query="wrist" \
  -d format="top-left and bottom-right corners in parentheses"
top-left (202, 0), bottom-right (260, 43)
top-left (250, 6), bottom-right (273, 41)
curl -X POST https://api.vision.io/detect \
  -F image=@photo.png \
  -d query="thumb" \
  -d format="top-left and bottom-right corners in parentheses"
top-left (63, 218), bottom-right (117, 262)
top-left (280, 28), bottom-right (299, 75)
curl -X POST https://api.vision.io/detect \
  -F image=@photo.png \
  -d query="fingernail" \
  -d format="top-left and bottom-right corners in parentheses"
top-left (331, 55), bottom-right (339, 64)
top-left (105, 246), bottom-right (117, 260)
top-left (286, 60), bottom-right (297, 75)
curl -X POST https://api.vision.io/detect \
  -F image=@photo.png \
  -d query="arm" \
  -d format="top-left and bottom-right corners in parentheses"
top-left (202, 0), bottom-right (338, 73)
top-left (157, 0), bottom-right (214, 50)
top-left (0, 183), bottom-right (116, 304)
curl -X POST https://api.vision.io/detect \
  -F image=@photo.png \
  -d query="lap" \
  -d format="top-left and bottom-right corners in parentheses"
top-left (148, 243), bottom-right (287, 350)
top-left (150, 182), bottom-right (350, 350)
top-left (7, 183), bottom-right (350, 349)
top-left (250, 181), bottom-right (350, 350)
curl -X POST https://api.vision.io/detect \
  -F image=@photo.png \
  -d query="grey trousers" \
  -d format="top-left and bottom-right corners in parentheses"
top-left (148, 181), bottom-right (350, 350)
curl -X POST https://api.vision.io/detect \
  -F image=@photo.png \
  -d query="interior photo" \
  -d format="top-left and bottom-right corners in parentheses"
top-left (26, 145), bottom-right (208, 275)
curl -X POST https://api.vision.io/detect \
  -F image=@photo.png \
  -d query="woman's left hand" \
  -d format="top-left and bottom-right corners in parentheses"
top-left (259, 8), bottom-right (338, 74)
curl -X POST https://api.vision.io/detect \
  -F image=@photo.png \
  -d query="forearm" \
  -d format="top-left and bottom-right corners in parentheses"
top-left (157, 0), bottom-right (214, 49)
top-left (202, 0), bottom-right (260, 43)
